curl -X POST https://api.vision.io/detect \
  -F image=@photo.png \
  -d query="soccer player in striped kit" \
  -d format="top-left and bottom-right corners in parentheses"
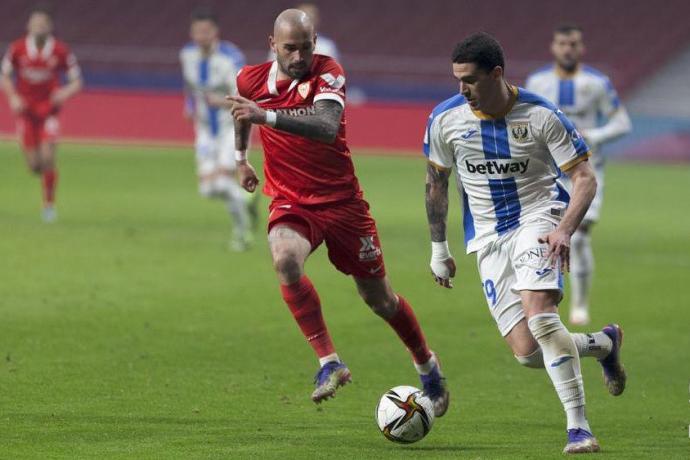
top-left (180, 8), bottom-right (254, 251)
top-left (424, 32), bottom-right (626, 454)
top-left (526, 25), bottom-right (632, 325)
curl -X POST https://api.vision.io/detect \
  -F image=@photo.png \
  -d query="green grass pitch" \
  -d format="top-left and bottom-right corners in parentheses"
top-left (0, 141), bottom-right (688, 459)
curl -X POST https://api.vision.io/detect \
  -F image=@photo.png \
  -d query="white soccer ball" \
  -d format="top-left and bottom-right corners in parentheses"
top-left (375, 385), bottom-right (435, 443)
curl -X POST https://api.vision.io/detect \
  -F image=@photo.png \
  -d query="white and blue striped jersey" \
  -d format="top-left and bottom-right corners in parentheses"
top-left (180, 40), bottom-right (245, 137)
top-left (525, 64), bottom-right (631, 168)
top-left (423, 86), bottom-right (590, 254)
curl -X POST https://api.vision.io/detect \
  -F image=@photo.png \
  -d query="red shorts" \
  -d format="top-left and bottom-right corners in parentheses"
top-left (268, 197), bottom-right (387, 279)
top-left (17, 115), bottom-right (59, 150)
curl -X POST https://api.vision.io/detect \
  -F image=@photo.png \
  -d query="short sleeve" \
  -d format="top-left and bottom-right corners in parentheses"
top-left (423, 114), bottom-right (454, 170)
top-left (313, 59), bottom-right (346, 107)
top-left (542, 108), bottom-right (590, 172)
top-left (236, 66), bottom-right (250, 98)
top-left (60, 44), bottom-right (81, 80)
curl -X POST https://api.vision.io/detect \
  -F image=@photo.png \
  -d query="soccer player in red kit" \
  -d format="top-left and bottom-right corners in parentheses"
top-left (1, 6), bottom-right (83, 222)
top-left (227, 9), bottom-right (449, 415)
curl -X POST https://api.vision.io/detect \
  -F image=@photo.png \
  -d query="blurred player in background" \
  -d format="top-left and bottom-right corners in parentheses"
top-left (1, 5), bottom-right (82, 222)
top-left (180, 8), bottom-right (254, 251)
top-left (228, 9), bottom-right (449, 415)
top-left (425, 32), bottom-right (626, 453)
top-left (267, 3), bottom-right (340, 61)
top-left (526, 25), bottom-right (632, 325)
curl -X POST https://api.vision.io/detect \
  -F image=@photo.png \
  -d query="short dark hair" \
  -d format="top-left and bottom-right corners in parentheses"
top-left (452, 32), bottom-right (505, 73)
top-left (191, 6), bottom-right (218, 25)
top-left (30, 2), bottom-right (54, 19)
top-left (554, 23), bottom-right (582, 35)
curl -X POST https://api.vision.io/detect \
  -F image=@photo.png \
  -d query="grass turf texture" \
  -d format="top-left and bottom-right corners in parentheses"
top-left (0, 141), bottom-right (688, 459)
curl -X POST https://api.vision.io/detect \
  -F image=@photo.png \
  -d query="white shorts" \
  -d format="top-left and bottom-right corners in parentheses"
top-left (560, 165), bottom-right (604, 224)
top-left (195, 125), bottom-right (236, 177)
top-left (476, 218), bottom-right (564, 337)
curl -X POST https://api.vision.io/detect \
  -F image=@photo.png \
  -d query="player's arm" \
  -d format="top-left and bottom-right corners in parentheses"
top-left (0, 46), bottom-right (24, 114)
top-left (582, 78), bottom-right (631, 146)
top-left (234, 117), bottom-right (259, 192)
top-left (424, 115), bottom-right (457, 288)
top-left (538, 110), bottom-right (597, 271)
top-left (228, 95), bottom-right (342, 144)
top-left (557, 160), bottom-right (597, 237)
top-left (583, 107), bottom-right (632, 146)
top-left (425, 161), bottom-right (457, 288)
top-left (51, 52), bottom-right (83, 107)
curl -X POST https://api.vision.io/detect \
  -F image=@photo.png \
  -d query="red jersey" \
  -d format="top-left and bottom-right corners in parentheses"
top-left (1, 35), bottom-right (80, 107)
top-left (237, 54), bottom-right (361, 205)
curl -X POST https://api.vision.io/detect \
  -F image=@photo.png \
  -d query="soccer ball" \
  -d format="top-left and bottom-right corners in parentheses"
top-left (375, 385), bottom-right (435, 443)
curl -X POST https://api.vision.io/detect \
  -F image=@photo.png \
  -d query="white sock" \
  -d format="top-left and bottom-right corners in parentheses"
top-left (527, 313), bottom-right (590, 431)
top-left (571, 332), bottom-right (612, 360)
top-left (570, 231), bottom-right (594, 311)
top-left (318, 353), bottom-right (340, 367)
top-left (414, 353), bottom-right (437, 375)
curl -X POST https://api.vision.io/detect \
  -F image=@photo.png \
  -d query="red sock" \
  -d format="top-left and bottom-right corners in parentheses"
top-left (386, 295), bottom-right (432, 364)
top-left (42, 169), bottom-right (58, 206)
top-left (280, 276), bottom-right (335, 358)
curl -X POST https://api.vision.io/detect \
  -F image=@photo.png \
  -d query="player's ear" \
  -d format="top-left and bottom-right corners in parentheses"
top-left (269, 35), bottom-right (276, 54)
top-left (490, 66), bottom-right (503, 80)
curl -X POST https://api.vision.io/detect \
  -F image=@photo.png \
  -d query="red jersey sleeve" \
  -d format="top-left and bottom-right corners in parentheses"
top-left (57, 42), bottom-right (81, 80)
top-left (236, 66), bottom-right (253, 98)
top-left (313, 59), bottom-right (346, 107)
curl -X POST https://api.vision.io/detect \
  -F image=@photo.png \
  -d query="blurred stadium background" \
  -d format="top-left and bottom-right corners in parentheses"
top-left (1, 1), bottom-right (689, 458)
top-left (1, 0), bottom-right (690, 158)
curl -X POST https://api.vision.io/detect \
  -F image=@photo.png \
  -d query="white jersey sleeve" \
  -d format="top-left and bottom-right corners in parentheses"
top-left (541, 108), bottom-right (590, 172)
top-left (424, 114), bottom-right (455, 170)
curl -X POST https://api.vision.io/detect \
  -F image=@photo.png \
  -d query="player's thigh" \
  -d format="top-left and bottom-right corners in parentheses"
top-left (216, 128), bottom-right (237, 173)
top-left (322, 199), bottom-right (386, 279)
top-left (476, 242), bottom-right (524, 338)
top-left (194, 127), bottom-right (217, 177)
top-left (510, 220), bottom-right (562, 316)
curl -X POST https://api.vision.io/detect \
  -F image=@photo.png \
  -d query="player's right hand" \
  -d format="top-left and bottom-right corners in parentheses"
top-left (237, 162), bottom-right (259, 192)
top-left (430, 257), bottom-right (456, 289)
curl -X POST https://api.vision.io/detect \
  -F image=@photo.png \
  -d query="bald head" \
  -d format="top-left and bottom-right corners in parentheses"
top-left (270, 8), bottom-right (317, 79)
top-left (273, 8), bottom-right (314, 38)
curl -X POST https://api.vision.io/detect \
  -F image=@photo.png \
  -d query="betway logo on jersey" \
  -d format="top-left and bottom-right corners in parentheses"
top-left (272, 106), bottom-right (316, 116)
top-left (465, 159), bottom-right (530, 175)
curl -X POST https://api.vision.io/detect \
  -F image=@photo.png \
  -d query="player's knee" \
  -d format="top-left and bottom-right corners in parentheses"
top-left (272, 252), bottom-right (303, 283)
top-left (515, 347), bottom-right (544, 369)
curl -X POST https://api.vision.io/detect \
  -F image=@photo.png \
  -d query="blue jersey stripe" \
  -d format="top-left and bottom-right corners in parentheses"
top-left (199, 58), bottom-right (219, 137)
top-left (479, 120), bottom-right (521, 235)
top-left (462, 189), bottom-right (475, 245)
top-left (558, 79), bottom-right (575, 106)
top-left (555, 181), bottom-right (570, 204)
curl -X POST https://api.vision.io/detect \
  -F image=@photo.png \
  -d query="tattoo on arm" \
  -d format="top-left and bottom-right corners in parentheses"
top-left (425, 162), bottom-right (451, 242)
top-left (235, 118), bottom-right (251, 151)
top-left (274, 99), bottom-right (343, 143)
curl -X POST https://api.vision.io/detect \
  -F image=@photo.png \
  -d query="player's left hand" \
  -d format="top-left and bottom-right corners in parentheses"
top-left (227, 95), bottom-right (267, 124)
top-left (538, 228), bottom-right (570, 272)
